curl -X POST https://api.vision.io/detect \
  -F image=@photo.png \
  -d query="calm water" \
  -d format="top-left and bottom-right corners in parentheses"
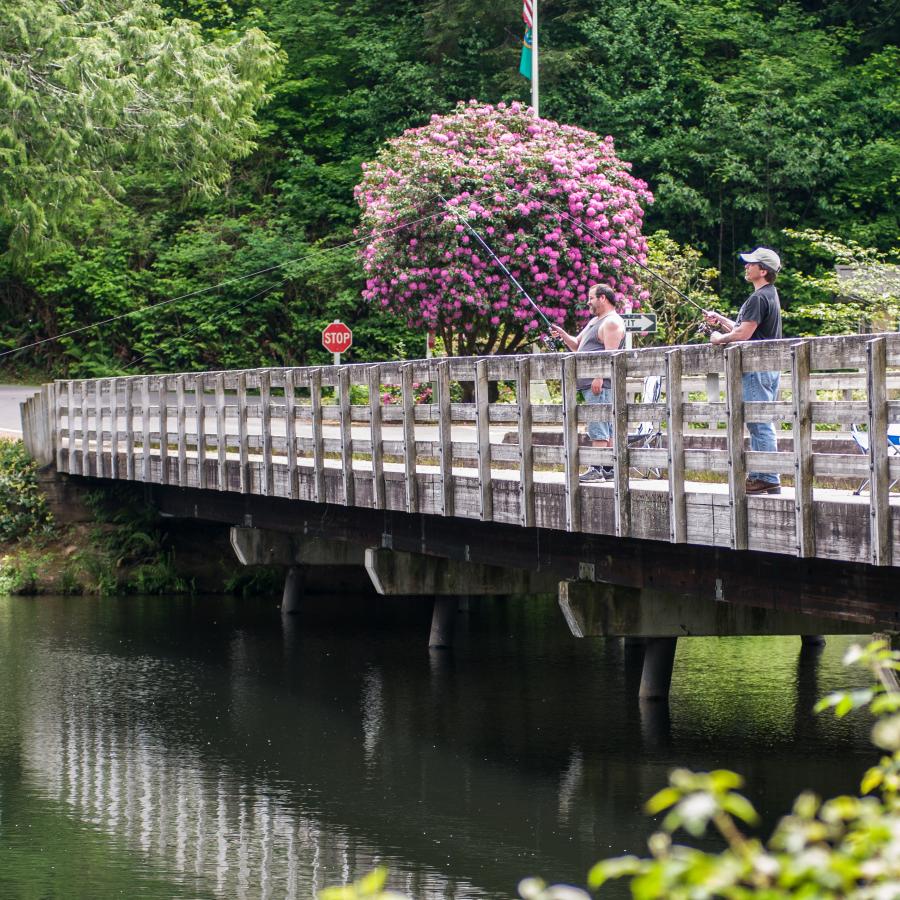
top-left (0, 593), bottom-right (875, 899)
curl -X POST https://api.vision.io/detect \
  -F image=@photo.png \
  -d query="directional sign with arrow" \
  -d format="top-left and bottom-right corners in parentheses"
top-left (621, 312), bottom-right (658, 334)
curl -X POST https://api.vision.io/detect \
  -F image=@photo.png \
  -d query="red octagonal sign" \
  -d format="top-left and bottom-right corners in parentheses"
top-left (322, 320), bottom-right (353, 354)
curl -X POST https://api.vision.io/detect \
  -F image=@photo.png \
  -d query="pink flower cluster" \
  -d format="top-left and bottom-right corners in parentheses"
top-left (355, 101), bottom-right (653, 348)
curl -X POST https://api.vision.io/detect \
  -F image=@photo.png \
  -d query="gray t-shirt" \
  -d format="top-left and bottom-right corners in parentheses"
top-left (736, 283), bottom-right (782, 341)
top-left (576, 312), bottom-right (625, 390)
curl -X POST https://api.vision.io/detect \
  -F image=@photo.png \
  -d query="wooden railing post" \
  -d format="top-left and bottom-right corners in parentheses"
top-left (310, 368), bottom-right (326, 504)
top-left (666, 349), bottom-right (686, 543)
top-left (66, 382), bottom-right (76, 474)
top-left (194, 377), bottom-right (207, 490)
top-left (159, 377), bottom-right (169, 485)
top-left (237, 372), bottom-right (249, 494)
top-left (260, 370), bottom-right (273, 497)
top-left (284, 369), bottom-right (298, 500)
top-left (791, 341), bottom-right (814, 557)
top-left (55, 380), bottom-right (66, 472)
top-left (516, 356), bottom-right (535, 528)
top-left (338, 366), bottom-right (354, 506)
top-left (724, 346), bottom-right (748, 550)
top-left (866, 337), bottom-right (890, 566)
top-left (124, 379), bottom-right (134, 480)
top-left (110, 378), bottom-right (120, 480)
top-left (141, 376), bottom-right (151, 483)
top-left (474, 359), bottom-right (492, 522)
top-left (561, 354), bottom-right (580, 532)
top-left (80, 379), bottom-right (90, 476)
top-left (94, 378), bottom-right (104, 478)
top-left (400, 363), bottom-right (418, 514)
top-left (435, 360), bottom-right (452, 517)
top-left (367, 365), bottom-right (385, 510)
top-left (215, 373), bottom-right (227, 491)
top-left (176, 374), bottom-right (188, 487)
top-left (611, 351), bottom-right (630, 538)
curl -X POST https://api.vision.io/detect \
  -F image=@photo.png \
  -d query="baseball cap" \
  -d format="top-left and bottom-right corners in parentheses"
top-left (739, 247), bottom-right (781, 272)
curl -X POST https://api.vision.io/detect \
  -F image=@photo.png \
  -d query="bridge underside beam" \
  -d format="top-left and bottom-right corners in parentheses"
top-left (230, 526), bottom-right (365, 567)
top-left (132, 483), bottom-right (900, 629)
top-left (365, 547), bottom-right (558, 597)
top-left (558, 581), bottom-right (872, 638)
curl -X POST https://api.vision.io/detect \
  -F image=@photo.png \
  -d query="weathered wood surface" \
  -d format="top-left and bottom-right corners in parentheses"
top-left (24, 331), bottom-right (900, 569)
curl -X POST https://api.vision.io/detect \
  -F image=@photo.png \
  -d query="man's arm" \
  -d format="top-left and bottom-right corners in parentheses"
top-left (549, 322), bottom-right (586, 352)
top-left (710, 320), bottom-right (758, 344)
top-left (603, 318), bottom-right (626, 351)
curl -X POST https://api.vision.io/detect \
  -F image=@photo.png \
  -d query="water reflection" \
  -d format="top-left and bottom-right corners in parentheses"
top-left (0, 594), bottom-right (879, 899)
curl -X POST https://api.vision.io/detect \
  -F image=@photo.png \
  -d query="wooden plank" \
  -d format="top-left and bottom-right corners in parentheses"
top-left (109, 378), bottom-right (120, 480)
top-left (666, 349), bottom-right (686, 543)
top-left (561, 355), bottom-right (580, 532)
top-left (80, 379), bottom-right (90, 476)
top-left (53, 381), bottom-right (64, 471)
top-left (611, 352), bottom-right (630, 538)
top-left (215, 373), bottom-right (227, 491)
top-left (176, 375), bottom-right (188, 486)
top-left (158, 376), bottom-right (169, 485)
top-left (194, 377), bottom-right (207, 490)
top-left (517, 356), bottom-right (535, 528)
top-left (310, 368), bottom-right (326, 504)
top-left (867, 337), bottom-right (890, 565)
top-left (706, 372), bottom-right (720, 428)
top-left (260, 370), bottom-right (273, 497)
top-left (237, 372), bottom-right (249, 494)
top-left (791, 341), bottom-right (814, 557)
top-left (367, 365), bottom-right (385, 510)
top-left (435, 361), bottom-right (453, 517)
top-left (400, 363), bottom-right (418, 514)
top-left (338, 366), bottom-right (354, 506)
top-left (284, 369), bottom-right (298, 500)
top-left (94, 379), bottom-right (105, 477)
top-left (724, 345), bottom-right (748, 550)
top-left (141, 376), bottom-right (151, 483)
top-left (124, 379), bottom-right (135, 480)
top-left (66, 382), bottom-right (76, 474)
top-left (474, 359), bottom-right (492, 521)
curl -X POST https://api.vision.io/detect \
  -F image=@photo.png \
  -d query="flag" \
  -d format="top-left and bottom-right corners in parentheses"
top-left (519, 28), bottom-right (532, 80)
top-left (522, 0), bottom-right (534, 29)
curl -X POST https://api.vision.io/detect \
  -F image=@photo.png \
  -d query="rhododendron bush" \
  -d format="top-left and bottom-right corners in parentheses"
top-left (355, 101), bottom-right (653, 356)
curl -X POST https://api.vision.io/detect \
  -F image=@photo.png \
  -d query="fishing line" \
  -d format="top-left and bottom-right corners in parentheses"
top-left (438, 196), bottom-right (558, 332)
top-left (490, 179), bottom-right (708, 313)
top-left (0, 211), bottom-right (445, 362)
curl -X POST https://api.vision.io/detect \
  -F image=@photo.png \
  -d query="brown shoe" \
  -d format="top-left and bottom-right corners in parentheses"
top-left (745, 478), bottom-right (781, 495)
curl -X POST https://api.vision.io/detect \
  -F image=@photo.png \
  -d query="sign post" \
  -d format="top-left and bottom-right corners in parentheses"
top-left (322, 320), bottom-right (353, 365)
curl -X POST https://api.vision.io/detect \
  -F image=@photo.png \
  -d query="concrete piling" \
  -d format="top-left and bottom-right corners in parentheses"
top-left (639, 637), bottom-right (678, 700)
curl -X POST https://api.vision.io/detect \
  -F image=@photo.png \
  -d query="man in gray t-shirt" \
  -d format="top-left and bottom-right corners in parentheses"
top-left (704, 247), bottom-right (784, 495)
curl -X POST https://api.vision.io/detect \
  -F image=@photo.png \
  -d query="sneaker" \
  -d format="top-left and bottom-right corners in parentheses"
top-left (745, 478), bottom-right (781, 495)
top-left (601, 466), bottom-right (615, 479)
top-left (579, 466), bottom-right (606, 483)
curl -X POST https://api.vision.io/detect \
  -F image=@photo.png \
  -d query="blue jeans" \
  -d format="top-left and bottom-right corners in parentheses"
top-left (742, 371), bottom-right (780, 484)
top-left (584, 387), bottom-right (612, 442)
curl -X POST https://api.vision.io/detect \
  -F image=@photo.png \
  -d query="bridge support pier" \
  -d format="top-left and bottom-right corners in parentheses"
top-left (282, 566), bottom-right (304, 615)
top-left (801, 635), bottom-right (826, 647)
top-left (639, 638), bottom-right (678, 701)
top-left (429, 597), bottom-right (458, 649)
top-left (364, 548), bottom-right (559, 597)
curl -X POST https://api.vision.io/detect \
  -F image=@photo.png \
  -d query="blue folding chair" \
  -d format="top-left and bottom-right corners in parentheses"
top-left (850, 423), bottom-right (900, 495)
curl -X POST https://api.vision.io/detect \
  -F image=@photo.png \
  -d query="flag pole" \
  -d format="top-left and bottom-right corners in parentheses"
top-left (531, 1), bottom-right (539, 117)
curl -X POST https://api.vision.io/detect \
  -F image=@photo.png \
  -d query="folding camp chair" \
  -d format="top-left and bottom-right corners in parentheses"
top-left (850, 423), bottom-right (900, 495)
top-left (628, 375), bottom-right (664, 478)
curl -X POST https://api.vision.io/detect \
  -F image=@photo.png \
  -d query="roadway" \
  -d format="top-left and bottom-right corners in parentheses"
top-left (0, 385), bottom-right (38, 438)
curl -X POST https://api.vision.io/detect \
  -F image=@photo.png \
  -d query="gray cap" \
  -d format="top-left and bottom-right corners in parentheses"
top-left (740, 247), bottom-right (781, 272)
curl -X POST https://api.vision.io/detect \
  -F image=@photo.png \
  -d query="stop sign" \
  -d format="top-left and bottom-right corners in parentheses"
top-left (322, 320), bottom-right (353, 354)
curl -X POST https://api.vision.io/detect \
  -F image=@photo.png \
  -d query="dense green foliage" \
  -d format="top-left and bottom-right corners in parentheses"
top-left (0, 0), bottom-right (897, 376)
top-left (0, 439), bottom-right (53, 542)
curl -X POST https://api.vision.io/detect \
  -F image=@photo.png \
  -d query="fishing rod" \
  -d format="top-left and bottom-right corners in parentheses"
top-left (438, 195), bottom-right (564, 349)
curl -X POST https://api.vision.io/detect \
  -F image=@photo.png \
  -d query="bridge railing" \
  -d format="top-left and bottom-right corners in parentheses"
top-left (21, 332), bottom-right (900, 567)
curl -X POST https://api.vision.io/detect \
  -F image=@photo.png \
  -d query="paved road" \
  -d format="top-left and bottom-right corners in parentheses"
top-left (0, 385), bottom-right (39, 436)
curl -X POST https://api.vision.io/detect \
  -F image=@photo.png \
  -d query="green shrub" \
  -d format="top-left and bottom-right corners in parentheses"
top-left (0, 440), bottom-right (53, 542)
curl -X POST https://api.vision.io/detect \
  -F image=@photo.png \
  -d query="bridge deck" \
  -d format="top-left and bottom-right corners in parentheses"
top-left (20, 332), bottom-right (900, 570)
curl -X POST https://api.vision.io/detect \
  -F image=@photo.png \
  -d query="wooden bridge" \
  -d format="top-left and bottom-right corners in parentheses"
top-left (20, 332), bottom-right (900, 696)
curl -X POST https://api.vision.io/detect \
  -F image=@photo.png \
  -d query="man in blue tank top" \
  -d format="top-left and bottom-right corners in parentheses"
top-left (549, 284), bottom-right (626, 482)
top-left (704, 247), bottom-right (784, 495)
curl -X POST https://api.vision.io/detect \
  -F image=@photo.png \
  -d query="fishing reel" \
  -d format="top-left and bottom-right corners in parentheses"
top-left (696, 320), bottom-right (713, 338)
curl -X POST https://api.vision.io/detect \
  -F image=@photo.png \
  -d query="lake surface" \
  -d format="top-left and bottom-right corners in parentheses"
top-left (0, 592), bottom-right (875, 898)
